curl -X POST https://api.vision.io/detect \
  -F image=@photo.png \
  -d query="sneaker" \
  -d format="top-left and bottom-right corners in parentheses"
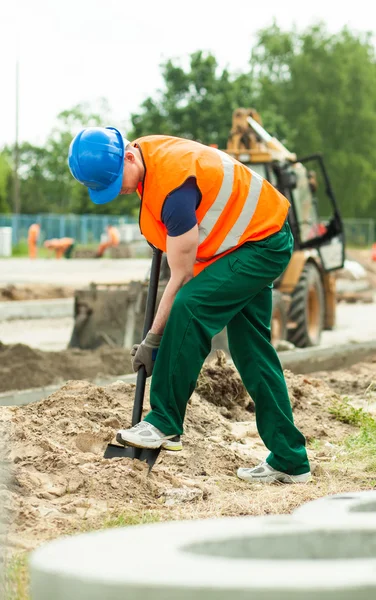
top-left (116, 422), bottom-right (176, 449)
top-left (237, 461), bottom-right (311, 484)
top-left (162, 435), bottom-right (183, 451)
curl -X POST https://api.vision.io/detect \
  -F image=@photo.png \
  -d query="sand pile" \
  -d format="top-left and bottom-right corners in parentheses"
top-left (0, 343), bottom-right (133, 393)
top-left (196, 350), bottom-right (255, 420)
top-left (2, 354), bottom-right (373, 552)
top-left (0, 284), bottom-right (74, 302)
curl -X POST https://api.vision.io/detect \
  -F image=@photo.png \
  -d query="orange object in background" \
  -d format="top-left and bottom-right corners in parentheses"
top-left (372, 243), bottom-right (376, 262)
top-left (96, 225), bottom-right (120, 258)
top-left (28, 223), bottom-right (40, 259)
top-left (44, 237), bottom-right (75, 259)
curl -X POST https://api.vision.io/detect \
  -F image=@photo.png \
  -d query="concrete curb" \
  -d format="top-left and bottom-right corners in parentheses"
top-left (0, 298), bottom-right (73, 321)
top-left (30, 515), bottom-right (376, 599)
top-left (278, 339), bottom-right (376, 374)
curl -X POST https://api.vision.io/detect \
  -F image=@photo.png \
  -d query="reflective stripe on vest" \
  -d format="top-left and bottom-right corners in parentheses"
top-left (198, 149), bottom-right (263, 259)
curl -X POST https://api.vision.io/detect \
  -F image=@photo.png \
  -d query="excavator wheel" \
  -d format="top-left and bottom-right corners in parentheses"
top-left (287, 262), bottom-right (324, 347)
top-left (271, 290), bottom-right (287, 347)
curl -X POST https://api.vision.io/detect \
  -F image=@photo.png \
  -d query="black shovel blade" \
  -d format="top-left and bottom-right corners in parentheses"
top-left (103, 443), bottom-right (162, 472)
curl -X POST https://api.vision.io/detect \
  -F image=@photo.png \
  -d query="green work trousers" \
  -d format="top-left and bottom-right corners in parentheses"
top-left (144, 222), bottom-right (310, 475)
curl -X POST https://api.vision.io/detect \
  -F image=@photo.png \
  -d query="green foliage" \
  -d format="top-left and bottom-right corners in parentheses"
top-left (128, 51), bottom-right (256, 147)
top-left (102, 510), bottom-right (160, 528)
top-left (329, 397), bottom-right (376, 471)
top-left (2, 553), bottom-right (29, 600)
top-left (329, 397), bottom-right (372, 427)
top-left (130, 23), bottom-right (376, 219)
top-left (11, 239), bottom-right (30, 257)
top-left (250, 22), bottom-right (376, 218)
top-left (0, 152), bottom-right (11, 212)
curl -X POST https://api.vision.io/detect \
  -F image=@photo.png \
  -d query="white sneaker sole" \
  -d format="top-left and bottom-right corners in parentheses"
top-left (116, 431), bottom-right (175, 449)
top-left (162, 437), bottom-right (183, 451)
top-left (237, 468), bottom-right (312, 484)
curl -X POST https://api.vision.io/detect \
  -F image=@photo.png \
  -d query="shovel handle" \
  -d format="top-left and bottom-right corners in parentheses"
top-left (132, 247), bottom-right (162, 426)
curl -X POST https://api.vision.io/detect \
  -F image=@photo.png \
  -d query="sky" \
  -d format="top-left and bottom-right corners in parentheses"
top-left (1, 0), bottom-right (375, 148)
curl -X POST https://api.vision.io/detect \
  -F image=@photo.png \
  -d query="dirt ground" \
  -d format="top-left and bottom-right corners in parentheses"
top-left (1, 352), bottom-right (375, 553)
top-left (312, 358), bottom-right (376, 414)
top-left (0, 343), bottom-right (133, 393)
top-left (0, 284), bottom-right (75, 302)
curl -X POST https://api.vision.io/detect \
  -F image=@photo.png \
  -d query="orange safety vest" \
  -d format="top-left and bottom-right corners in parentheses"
top-left (134, 135), bottom-right (290, 275)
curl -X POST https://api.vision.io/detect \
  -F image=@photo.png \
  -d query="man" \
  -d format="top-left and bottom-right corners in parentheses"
top-left (44, 237), bottom-right (75, 259)
top-left (95, 225), bottom-right (120, 258)
top-left (68, 127), bottom-right (311, 484)
top-left (28, 223), bottom-right (40, 259)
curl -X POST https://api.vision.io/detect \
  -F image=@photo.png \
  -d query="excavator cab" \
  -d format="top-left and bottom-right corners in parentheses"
top-left (277, 155), bottom-right (344, 271)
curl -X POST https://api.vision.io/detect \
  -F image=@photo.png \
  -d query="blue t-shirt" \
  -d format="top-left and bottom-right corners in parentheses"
top-left (161, 178), bottom-right (201, 236)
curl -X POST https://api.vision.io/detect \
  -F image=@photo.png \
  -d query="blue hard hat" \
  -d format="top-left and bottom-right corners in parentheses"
top-left (68, 127), bottom-right (129, 205)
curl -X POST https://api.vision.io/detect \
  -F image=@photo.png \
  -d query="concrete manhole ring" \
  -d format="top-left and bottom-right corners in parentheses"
top-left (31, 514), bottom-right (376, 599)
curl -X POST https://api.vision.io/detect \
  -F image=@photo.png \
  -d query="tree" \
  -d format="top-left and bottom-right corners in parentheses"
top-left (129, 24), bottom-right (376, 219)
top-left (250, 22), bottom-right (376, 218)
top-left (0, 152), bottom-right (11, 213)
top-left (128, 51), bottom-right (256, 148)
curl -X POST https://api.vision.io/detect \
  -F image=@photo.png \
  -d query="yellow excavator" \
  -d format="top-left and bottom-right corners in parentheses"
top-left (223, 108), bottom-right (345, 347)
top-left (68, 109), bottom-right (345, 350)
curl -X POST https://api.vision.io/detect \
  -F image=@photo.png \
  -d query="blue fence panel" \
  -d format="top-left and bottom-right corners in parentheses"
top-left (1, 214), bottom-right (374, 248)
top-left (0, 213), bottom-right (138, 246)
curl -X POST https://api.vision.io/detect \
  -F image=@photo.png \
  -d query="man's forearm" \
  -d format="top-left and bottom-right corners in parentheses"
top-left (150, 276), bottom-right (191, 335)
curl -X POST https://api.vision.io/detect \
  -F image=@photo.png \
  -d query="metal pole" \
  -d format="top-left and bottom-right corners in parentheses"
top-left (13, 59), bottom-right (20, 214)
top-left (131, 247), bottom-right (162, 426)
top-left (369, 219), bottom-right (374, 246)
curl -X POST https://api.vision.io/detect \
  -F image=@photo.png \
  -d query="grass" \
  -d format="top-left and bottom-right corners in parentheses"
top-left (101, 510), bottom-right (161, 529)
top-left (329, 396), bottom-right (376, 472)
top-left (307, 438), bottom-right (322, 451)
top-left (9, 239), bottom-right (99, 258)
top-left (11, 240), bottom-right (50, 258)
top-left (2, 553), bottom-right (29, 600)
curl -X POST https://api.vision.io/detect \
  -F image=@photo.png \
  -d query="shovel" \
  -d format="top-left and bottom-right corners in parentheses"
top-left (104, 247), bottom-right (163, 472)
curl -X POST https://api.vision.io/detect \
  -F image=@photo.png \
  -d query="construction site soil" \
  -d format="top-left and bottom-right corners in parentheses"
top-left (1, 351), bottom-right (375, 553)
top-left (0, 284), bottom-right (75, 302)
top-left (0, 344), bottom-right (133, 393)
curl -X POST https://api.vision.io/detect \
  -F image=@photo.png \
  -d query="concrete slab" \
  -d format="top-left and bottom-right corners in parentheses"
top-left (321, 295), bottom-right (376, 346)
top-left (30, 515), bottom-right (376, 599)
top-left (0, 258), bottom-right (151, 286)
top-left (0, 298), bottom-right (73, 321)
top-left (0, 317), bottom-right (73, 351)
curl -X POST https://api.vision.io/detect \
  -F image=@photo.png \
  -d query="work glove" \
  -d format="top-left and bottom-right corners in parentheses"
top-left (131, 331), bottom-right (162, 377)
